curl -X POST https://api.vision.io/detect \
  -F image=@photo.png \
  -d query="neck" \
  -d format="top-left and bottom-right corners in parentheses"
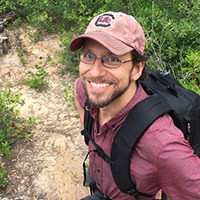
top-left (98, 82), bottom-right (137, 128)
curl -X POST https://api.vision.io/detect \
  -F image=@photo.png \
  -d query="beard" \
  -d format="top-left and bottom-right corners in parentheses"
top-left (82, 74), bottom-right (132, 108)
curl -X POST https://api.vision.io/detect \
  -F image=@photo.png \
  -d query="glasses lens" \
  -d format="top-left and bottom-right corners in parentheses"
top-left (80, 53), bottom-right (95, 64)
top-left (103, 56), bottom-right (121, 68)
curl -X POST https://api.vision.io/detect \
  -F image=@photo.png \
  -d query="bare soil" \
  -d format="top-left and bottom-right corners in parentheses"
top-left (0, 27), bottom-right (89, 200)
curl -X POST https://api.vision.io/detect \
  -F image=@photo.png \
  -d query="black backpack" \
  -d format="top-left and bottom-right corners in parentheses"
top-left (81, 70), bottom-right (200, 200)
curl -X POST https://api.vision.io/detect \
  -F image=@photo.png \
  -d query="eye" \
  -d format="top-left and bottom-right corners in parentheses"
top-left (106, 56), bottom-right (120, 62)
top-left (83, 53), bottom-right (95, 59)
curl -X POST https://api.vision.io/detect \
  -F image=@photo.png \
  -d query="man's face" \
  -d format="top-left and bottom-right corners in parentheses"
top-left (79, 39), bottom-right (136, 108)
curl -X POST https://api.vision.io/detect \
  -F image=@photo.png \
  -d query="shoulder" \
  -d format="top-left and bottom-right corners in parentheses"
top-left (136, 114), bottom-right (187, 162)
top-left (131, 114), bottom-right (200, 198)
top-left (147, 114), bottom-right (185, 145)
top-left (139, 113), bottom-right (197, 170)
top-left (149, 116), bottom-right (200, 198)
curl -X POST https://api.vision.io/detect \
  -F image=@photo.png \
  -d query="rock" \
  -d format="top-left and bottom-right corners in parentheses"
top-left (0, 45), bottom-right (5, 56)
top-left (0, 20), bottom-right (5, 33)
top-left (0, 35), bottom-right (10, 55)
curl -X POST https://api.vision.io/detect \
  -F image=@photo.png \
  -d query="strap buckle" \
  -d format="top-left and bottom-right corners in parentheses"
top-left (128, 188), bottom-right (139, 197)
top-left (96, 148), bottom-right (105, 158)
top-left (81, 129), bottom-right (87, 135)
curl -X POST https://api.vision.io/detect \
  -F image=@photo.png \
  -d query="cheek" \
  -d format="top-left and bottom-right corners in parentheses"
top-left (120, 66), bottom-right (132, 81)
top-left (111, 70), bottom-right (131, 87)
top-left (79, 63), bottom-right (89, 76)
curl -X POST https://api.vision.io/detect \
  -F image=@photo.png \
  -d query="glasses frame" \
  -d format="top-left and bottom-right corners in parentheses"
top-left (80, 53), bottom-right (133, 68)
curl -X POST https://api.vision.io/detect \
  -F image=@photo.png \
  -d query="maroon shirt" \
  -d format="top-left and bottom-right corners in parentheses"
top-left (76, 78), bottom-right (200, 200)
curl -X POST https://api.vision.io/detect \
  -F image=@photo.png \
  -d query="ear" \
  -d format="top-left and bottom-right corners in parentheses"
top-left (131, 61), bottom-right (145, 81)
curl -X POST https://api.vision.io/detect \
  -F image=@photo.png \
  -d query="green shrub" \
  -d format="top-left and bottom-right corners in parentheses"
top-left (133, 0), bottom-right (200, 78)
top-left (62, 80), bottom-right (75, 109)
top-left (57, 0), bottom-right (200, 83)
top-left (58, 33), bottom-right (80, 75)
top-left (1, 0), bottom-right (200, 88)
top-left (18, 64), bottom-right (49, 92)
top-left (0, 88), bottom-right (34, 187)
top-left (179, 51), bottom-right (200, 94)
top-left (0, 0), bottom-right (17, 14)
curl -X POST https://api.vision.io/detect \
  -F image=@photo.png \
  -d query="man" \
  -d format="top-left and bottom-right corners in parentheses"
top-left (70, 11), bottom-right (200, 199)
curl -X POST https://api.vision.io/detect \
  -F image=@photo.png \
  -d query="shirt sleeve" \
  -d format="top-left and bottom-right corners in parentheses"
top-left (75, 78), bottom-right (87, 109)
top-left (156, 137), bottom-right (200, 199)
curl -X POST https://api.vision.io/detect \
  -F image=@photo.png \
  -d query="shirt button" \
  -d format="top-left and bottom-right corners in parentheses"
top-left (97, 183), bottom-right (100, 186)
top-left (97, 169), bottom-right (100, 173)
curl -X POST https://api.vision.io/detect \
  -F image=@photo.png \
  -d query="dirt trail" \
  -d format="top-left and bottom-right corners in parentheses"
top-left (0, 28), bottom-right (89, 200)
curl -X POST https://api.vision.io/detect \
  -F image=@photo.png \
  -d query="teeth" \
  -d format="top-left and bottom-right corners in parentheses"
top-left (91, 82), bottom-right (109, 88)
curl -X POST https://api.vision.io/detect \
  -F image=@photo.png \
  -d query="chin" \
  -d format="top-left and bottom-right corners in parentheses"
top-left (89, 98), bottom-right (110, 108)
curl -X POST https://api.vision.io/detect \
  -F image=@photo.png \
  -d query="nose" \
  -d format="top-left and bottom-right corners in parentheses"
top-left (89, 58), bottom-right (106, 77)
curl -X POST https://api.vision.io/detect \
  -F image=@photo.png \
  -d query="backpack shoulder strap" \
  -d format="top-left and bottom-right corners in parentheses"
top-left (81, 99), bottom-right (94, 145)
top-left (110, 94), bottom-right (172, 197)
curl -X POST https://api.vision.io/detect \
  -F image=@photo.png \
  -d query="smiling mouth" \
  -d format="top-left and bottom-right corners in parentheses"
top-left (89, 81), bottom-right (109, 88)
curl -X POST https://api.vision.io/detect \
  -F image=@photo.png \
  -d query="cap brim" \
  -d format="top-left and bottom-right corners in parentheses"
top-left (69, 31), bottom-right (133, 56)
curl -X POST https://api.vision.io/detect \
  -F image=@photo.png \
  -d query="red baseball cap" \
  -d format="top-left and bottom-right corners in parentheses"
top-left (70, 11), bottom-right (145, 55)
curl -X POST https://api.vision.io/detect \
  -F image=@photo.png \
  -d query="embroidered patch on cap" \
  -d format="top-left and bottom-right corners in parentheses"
top-left (95, 14), bottom-right (115, 27)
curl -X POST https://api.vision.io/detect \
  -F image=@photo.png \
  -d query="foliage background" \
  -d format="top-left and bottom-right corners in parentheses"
top-left (1, 0), bottom-right (200, 94)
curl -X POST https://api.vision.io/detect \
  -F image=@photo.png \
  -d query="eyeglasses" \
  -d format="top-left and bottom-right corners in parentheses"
top-left (80, 52), bottom-right (133, 68)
